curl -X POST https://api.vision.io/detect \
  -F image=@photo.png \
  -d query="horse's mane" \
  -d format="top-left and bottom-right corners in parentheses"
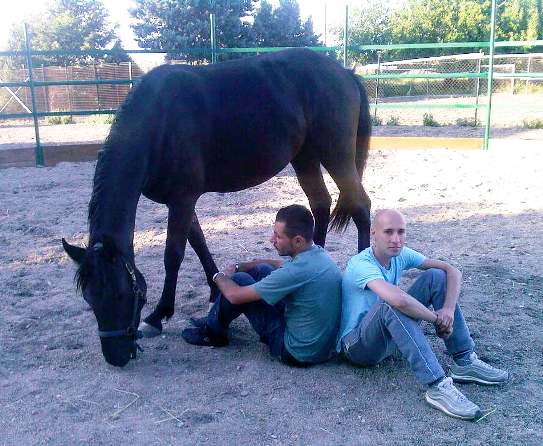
top-left (88, 83), bottom-right (142, 237)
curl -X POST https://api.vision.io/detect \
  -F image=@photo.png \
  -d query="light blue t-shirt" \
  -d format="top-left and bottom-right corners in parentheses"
top-left (336, 246), bottom-right (426, 351)
top-left (252, 245), bottom-right (342, 363)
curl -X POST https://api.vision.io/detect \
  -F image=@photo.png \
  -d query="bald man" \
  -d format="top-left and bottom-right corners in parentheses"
top-left (336, 209), bottom-right (508, 420)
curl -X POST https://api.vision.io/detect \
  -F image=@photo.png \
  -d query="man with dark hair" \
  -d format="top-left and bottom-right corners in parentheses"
top-left (182, 204), bottom-right (342, 366)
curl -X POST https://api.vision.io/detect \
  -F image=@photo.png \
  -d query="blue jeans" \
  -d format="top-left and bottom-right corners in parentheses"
top-left (206, 264), bottom-right (304, 366)
top-left (341, 269), bottom-right (475, 385)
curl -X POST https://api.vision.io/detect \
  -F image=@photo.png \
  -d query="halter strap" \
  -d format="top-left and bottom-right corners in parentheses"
top-left (97, 258), bottom-right (146, 359)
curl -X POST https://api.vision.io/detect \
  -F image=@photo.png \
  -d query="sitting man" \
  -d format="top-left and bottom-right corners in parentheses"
top-left (337, 209), bottom-right (508, 420)
top-left (182, 204), bottom-right (342, 366)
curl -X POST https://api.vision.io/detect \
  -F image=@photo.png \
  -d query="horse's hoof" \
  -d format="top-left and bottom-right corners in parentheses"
top-left (138, 321), bottom-right (162, 338)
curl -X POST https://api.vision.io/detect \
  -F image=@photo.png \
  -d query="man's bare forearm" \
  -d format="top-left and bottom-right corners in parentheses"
top-left (443, 266), bottom-right (462, 311)
top-left (238, 258), bottom-right (283, 272)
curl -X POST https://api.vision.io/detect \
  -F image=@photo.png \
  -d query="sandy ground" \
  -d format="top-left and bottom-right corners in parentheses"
top-left (0, 144), bottom-right (542, 445)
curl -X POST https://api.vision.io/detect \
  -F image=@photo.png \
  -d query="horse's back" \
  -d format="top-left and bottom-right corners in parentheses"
top-left (132, 49), bottom-right (363, 196)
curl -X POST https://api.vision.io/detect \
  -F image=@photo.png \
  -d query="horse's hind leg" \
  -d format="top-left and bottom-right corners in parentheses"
top-left (325, 163), bottom-right (371, 252)
top-left (185, 213), bottom-right (219, 304)
top-left (291, 155), bottom-right (332, 247)
top-left (140, 199), bottom-right (197, 337)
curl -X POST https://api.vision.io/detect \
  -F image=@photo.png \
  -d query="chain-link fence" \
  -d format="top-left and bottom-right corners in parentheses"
top-left (357, 51), bottom-right (543, 127)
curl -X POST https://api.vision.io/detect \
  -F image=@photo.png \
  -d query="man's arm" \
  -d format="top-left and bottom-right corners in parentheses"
top-left (213, 272), bottom-right (262, 305)
top-left (419, 258), bottom-right (462, 330)
top-left (366, 279), bottom-right (439, 323)
top-left (237, 258), bottom-right (284, 271)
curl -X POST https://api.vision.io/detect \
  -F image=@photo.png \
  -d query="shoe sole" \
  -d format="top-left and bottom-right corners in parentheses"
top-left (450, 372), bottom-right (508, 385)
top-left (425, 394), bottom-right (479, 420)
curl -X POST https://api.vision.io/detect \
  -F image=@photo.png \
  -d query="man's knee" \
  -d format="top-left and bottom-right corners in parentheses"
top-left (424, 268), bottom-right (446, 285)
top-left (232, 272), bottom-right (256, 286)
top-left (255, 263), bottom-right (274, 277)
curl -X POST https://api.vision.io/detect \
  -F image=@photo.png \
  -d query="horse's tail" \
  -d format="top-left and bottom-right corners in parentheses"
top-left (329, 70), bottom-right (372, 232)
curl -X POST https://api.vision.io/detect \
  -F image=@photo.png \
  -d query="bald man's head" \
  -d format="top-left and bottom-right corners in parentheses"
top-left (372, 209), bottom-right (406, 231)
top-left (370, 209), bottom-right (406, 260)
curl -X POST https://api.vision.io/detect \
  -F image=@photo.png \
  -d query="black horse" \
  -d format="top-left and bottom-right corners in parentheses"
top-left (63, 48), bottom-right (372, 367)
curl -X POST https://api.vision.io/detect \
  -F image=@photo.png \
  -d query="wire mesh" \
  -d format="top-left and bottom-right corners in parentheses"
top-left (356, 51), bottom-right (543, 127)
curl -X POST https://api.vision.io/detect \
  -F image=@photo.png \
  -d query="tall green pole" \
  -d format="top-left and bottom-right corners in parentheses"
top-left (210, 13), bottom-right (217, 64)
top-left (24, 23), bottom-right (44, 166)
top-left (483, 0), bottom-right (498, 150)
top-left (343, 4), bottom-right (349, 68)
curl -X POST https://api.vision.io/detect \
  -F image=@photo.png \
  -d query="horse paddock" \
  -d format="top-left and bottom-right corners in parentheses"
top-left (0, 144), bottom-right (541, 444)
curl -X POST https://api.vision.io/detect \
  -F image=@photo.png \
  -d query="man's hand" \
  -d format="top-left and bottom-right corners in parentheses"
top-left (435, 308), bottom-right (454, 331)
top-left (434, 309), bottom-right (454, 339)
top-left (222, 264), bottom-right (237, 278)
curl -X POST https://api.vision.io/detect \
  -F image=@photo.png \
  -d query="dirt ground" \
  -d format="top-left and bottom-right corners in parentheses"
top-left (0, 141), bottom-right (542, 445)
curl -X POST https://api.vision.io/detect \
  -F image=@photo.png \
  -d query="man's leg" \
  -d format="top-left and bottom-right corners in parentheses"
top-left (183, 264), bottom-right (285, 356)
top-left (343, 301), bottom-right (481, 420)
top-left (408, 268), bottom-right (508, 385)
top-left (343, 300), bottom-right (446, 385)
top-left (407, 268), bottom-right (475, 362)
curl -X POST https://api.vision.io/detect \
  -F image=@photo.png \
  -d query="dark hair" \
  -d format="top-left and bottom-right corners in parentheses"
top-left (275, 205), bottom-right (314, 242)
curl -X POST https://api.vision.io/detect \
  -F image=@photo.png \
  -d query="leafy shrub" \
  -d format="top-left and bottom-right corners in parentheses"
top-left (47, 116), bottom-right (63, 125)
top-left (62, 115), bottom-right (74, 124)
top-left (87, 114), bottom-right (115, 124)
top-left (456, 118), bottom-right (480, 127)
top-left (386, 116), bottom-right (400, 126)
top-left (522, 118), bottom-right (543, 129)
top-left (371, 114), bottom-right (382, 126)
top-left (423, 113), bottom-right (440, 127)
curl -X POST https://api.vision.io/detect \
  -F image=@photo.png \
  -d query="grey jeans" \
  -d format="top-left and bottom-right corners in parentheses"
top-left (341, 269), bottom-right (475, 385)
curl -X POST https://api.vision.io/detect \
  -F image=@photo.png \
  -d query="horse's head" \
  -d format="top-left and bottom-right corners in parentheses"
top-left (62, 237), bottom-right (147, 367)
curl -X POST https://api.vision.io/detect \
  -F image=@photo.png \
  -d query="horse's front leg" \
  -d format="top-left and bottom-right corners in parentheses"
top-left (185, 213), bottom-right (219, 304)
top-left (140, 200), bottom-right (196, 337)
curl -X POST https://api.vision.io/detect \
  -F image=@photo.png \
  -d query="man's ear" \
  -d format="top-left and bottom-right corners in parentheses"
top-left (62, 238), bottom-right (86, 264)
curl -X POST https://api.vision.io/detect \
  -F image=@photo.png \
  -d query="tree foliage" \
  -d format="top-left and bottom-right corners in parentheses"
top-left (8, 0), bottom-right (119, 66)
top-left (130, 0), bottom-right (257, 63)
top-left (336, 0), bottom-right (393, 64)
top-left (130, 0), bottom-right (320, 62)
top-left (252, 0), bottom-right (320, 47)
top-left (388, 0), bottom-right (543, 58)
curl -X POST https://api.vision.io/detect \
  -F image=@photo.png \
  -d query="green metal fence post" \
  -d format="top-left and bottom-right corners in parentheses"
top-left (23, 23), bottom-right (44, 166)
top-left (343, 4), bottom-right (349, 68)
top-left (483, 0), bottom-right (498, 150)
top-left (374, 51), bottom-right (381, 120)
top-left (210, 13), bottom-right (217, 64)
top-left (474, 50), bottom-right (483, 124)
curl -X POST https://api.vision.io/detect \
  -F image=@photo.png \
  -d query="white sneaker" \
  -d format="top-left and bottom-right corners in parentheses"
top-left (425, 377), bottom-right (481, 420)
top-left (450, 352), bottom-right (509, 385)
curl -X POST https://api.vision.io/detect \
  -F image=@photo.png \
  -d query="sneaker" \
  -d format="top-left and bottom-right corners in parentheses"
top-left (189, 316), bottom-right (207, 328)
top-left (425, 377), bottom-right (481, 420)
top-left (181, 325), bottom-right (229, 347)
top-left (450, 352), bottom-right (509, 385)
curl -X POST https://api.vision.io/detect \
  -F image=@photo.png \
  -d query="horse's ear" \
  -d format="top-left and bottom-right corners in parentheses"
top-left (62, 238), bottom-right (86, 264)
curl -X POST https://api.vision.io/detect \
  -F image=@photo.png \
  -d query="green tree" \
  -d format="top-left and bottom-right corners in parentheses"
top-left (253, 0), bottom-right (320, 47)
top-left (8, 0), bottom-right (118, 66)
top-left (130, 0), bottom-right (256, 63)
top-left (102, 39), bottom-right (133, 64)
top-left (390, 0), bottom-right (489, 59)
top-left (389, 0), bottom-right (543, 59)
top-left (336, 0), bottom-right (393, 63)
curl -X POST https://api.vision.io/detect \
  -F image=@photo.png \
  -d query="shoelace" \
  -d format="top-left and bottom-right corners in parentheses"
top-left (441, 378), bottom-right (468, 402)
top-left (471, 354), bottom-right (499, 371)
